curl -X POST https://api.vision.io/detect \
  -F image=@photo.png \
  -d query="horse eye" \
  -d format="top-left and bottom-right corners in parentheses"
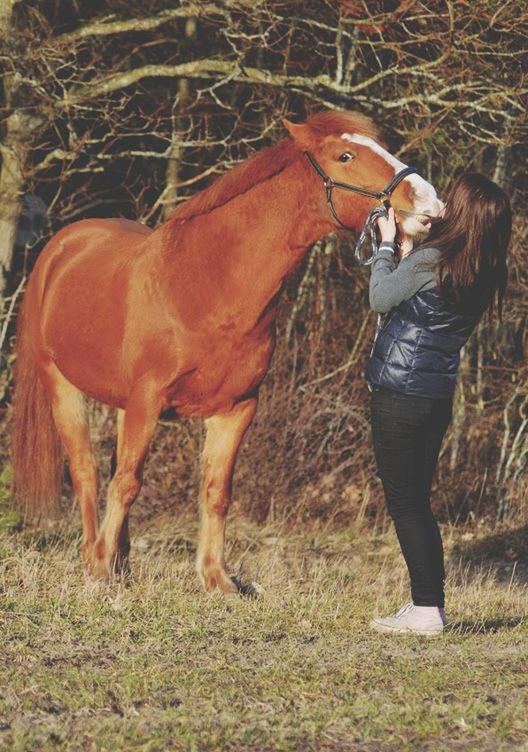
top-left (338, 151), bottom-right (355, 162)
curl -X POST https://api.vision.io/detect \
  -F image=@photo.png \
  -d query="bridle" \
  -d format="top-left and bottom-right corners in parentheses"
top-left (304, 151), bottom-right (420, 265)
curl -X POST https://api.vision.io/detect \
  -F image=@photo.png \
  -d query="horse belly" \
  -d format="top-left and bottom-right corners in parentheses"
top-left (167, 334), bottom-right (275, 418)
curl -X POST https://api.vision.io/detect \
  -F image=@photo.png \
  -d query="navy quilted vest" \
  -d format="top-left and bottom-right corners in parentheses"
top-left (367, 288), bottom-right (480, 399)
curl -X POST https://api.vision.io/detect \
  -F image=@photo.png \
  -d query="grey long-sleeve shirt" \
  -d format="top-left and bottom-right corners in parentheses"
top-left (369, 242), bottom-right (441, 314)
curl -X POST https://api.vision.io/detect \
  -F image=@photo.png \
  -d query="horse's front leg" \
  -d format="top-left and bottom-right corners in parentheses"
top-left (197, 396), bottom-right (258, 593)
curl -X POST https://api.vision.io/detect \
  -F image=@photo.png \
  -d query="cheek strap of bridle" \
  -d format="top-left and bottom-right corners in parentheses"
top-left (304, 151), bottom-right (419, 265)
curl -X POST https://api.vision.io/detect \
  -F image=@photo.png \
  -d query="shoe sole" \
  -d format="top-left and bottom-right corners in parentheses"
top-left (370, 619), bottom-right (445, 636)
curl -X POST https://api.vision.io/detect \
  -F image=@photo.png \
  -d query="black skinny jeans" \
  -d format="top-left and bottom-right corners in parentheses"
top-left (370, 385), bottom-right (453, 608)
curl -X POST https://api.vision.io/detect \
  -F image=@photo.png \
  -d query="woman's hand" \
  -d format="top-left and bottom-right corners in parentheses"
top-left (376, 207), bottom-right (398, 243)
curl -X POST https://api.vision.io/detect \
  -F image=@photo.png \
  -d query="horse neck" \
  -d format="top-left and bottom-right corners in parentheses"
top-left (153, 155), bottom-right (337, 325)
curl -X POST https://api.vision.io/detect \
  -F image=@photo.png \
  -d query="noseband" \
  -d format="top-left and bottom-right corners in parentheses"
top-left (304, 151), bottom-right (420, 265)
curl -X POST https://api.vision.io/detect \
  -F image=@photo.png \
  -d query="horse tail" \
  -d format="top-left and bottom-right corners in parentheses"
top-left (11, 281), bottom-right (63, 521)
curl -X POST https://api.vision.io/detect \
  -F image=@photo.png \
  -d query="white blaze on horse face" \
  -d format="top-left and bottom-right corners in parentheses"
top-left (342, 133), bottom-right (443, 236)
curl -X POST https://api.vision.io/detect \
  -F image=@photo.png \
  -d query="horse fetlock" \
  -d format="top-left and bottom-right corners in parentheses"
top-left (81, 539), bottom-right (95, 566)
top-left (197, 552), bottom-right (237, 594)
top-left (83, 537), bottom-right (122, 581)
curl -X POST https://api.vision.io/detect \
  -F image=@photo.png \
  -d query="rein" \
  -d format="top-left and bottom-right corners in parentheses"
top-left (304, 151), bottom-right (419, 266)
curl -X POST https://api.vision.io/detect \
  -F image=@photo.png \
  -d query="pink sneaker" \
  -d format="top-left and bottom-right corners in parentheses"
top-left (371, 601), bottom-right (447, 636)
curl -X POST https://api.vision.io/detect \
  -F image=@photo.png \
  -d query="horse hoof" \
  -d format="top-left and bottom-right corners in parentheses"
top-left (87, 558), bottom-right (111, 582)
top-left (83, 545), bottom-right (111, 581)
top-left (200, 570), bottom-right (260, 598)
top-left (201, 568), bottom-right (240, 594)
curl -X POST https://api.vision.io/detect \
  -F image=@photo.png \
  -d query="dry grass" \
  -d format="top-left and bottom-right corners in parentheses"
top-left (1, 508), bottom-right (527, 752)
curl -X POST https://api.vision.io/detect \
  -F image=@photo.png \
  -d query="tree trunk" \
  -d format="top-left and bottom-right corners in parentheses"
top-left (162, 17), bottom-right (196, 220)
top-left (0, 0), bottom-right (27, 302)
top-left (0, 112), bottom-right (28, 297)
top-left (0, 0), bottom-right (17, 28)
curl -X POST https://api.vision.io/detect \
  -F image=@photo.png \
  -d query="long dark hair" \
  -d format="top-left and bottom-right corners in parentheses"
top-left (418, 173), bottom-right (512, 317)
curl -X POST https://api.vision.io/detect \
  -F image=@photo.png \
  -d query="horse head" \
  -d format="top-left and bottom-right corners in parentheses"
top-left (283, 111), bottom-right (443, 239)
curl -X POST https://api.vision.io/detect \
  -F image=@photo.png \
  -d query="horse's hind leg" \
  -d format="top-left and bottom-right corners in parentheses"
top-left (43, 363), bottom-right (99, 561)
top-left (107, 409), bottom-right (130, 565)
top-left (197, 396), bottom-right (257, 593)
top-left (114, 408), bottom-right (131, 564)
top-left (90, 389), bottom-right (160, 579)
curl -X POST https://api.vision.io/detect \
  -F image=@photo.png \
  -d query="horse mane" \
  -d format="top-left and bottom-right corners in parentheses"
top-left (163, 109), bottom-right (379, 232)
top-left (301, 109), bottom-right (379, 142)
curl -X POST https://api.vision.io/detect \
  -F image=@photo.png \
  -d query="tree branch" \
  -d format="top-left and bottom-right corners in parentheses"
top-left (54, 4), bottom-right (231, 45)
top-left (64, 56), bottom-right (453, 105)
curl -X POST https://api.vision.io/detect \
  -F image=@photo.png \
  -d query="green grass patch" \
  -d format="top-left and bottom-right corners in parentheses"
top-left (1, 513), bottom-right (526, 751)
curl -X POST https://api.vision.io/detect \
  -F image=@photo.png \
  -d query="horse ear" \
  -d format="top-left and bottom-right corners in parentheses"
top-left (283, 119), bottom-right (313, 149)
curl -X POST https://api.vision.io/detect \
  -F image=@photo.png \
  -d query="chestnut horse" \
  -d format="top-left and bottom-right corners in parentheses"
top-left (12, 110), bottom-right (441, 591)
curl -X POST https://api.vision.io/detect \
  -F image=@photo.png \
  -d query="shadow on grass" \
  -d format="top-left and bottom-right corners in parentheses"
top-left (445, 616), bottom-right (526, 635)
top-left (231, 575), bottom-right (261, 598)
top-left (448, 523), bottom-right (528, 585)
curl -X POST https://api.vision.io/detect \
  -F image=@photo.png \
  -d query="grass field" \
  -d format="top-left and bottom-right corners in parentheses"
top-left (1, 509), bottom-right (527, 752)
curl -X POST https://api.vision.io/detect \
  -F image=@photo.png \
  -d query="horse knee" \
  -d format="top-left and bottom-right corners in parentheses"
top-left (202, 475), bottom-right (230, 516)
top-left (110, 470), bottom-right (141, 509)
top-left (211, 497), bottom-right (229, 517)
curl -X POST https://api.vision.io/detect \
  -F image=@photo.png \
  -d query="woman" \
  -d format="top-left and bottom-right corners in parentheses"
top-left (367, 172), bottom-right (512, 636)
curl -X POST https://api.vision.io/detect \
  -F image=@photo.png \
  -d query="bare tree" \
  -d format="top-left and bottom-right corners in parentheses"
top-left (0, 0), bottom-right (526, 519)
top-left (1, 1), bottom-right (525, 299)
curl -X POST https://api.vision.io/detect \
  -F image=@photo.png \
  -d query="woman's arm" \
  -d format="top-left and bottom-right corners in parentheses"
top-left (369, 244), bottom-right (440, 314)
